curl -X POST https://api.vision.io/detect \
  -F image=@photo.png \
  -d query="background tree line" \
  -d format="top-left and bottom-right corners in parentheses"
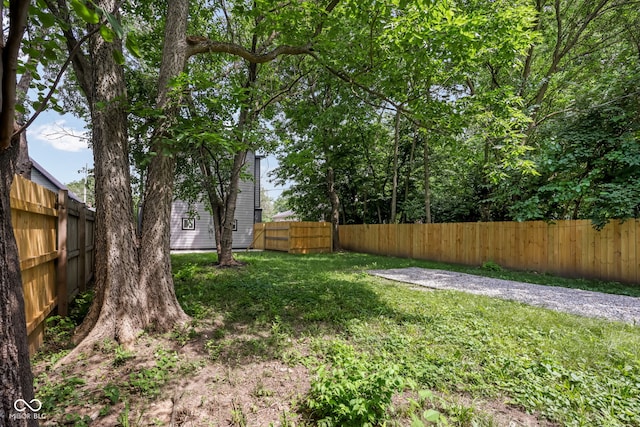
top-left (272, 0), bottom-right (639, 232)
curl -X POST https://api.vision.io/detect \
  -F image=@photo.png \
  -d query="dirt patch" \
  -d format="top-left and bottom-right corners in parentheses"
top-left (34, 322), bottom-right (557, 427)
top-left (35, 322), bottom-right (311, 427)
top-left (92, 359), bottom-right (310, 426)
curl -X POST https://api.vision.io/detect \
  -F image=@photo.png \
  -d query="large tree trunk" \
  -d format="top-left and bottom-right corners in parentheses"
top-left (1, 140), bottom-right (37, 427)
top-left (69, 0), bottom-right (189, 350)
top-left (72, 13), bottom-right (143, 346)
top-left (0, 2), bottom-right (38, 424)
top-left (137, 0), bottom-right (190, 328)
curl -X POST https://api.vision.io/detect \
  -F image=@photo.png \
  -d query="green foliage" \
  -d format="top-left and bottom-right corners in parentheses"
top-left (103, 383), bottom-right (121, 405)
top-left (304, 340), bottom-right (406, 426)
top-left (170, 324), bottom-right (199, 346)
top-left (113, 345), bottom-right (135, 367)
top-left (70, 0), bottom-right (100, 25)
top-left (171, 251), bottom-right (640, 425)
top-left (406, 391), bottom-right (443, 427)
top-left (128, 348), bottom-right (179, 397)
top-left (69, 289), bottom-right (94, 324)
top-left (36, 375), bottom-right (87, 414)
top-left (63, 413), bottom-right (92, 426)
top-left (173, 262), bottom-right (199, 283)
top-left (503, 91), bottom-right (640, 227)
top-left (44, 315), bottom-right (76, 351)
top-left (481, 261), bottom-right (502, 272)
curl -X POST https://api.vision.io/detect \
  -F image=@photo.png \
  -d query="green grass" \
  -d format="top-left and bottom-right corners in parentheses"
top-left (172, 251), bottom-right (640, 426)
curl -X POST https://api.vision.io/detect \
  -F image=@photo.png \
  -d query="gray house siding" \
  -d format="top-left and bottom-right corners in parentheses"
top-left (254, 155), bottom-right (262, 223)
top-left (170, 153), bottom-right (260, 250)
top-left (30, 158), bottom-right (82, 202)
top-left (170, 200), bottom-right (216, 250)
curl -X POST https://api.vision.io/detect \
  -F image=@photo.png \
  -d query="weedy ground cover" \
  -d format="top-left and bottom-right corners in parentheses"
top-left (33, 251), bottom-right (640, 426)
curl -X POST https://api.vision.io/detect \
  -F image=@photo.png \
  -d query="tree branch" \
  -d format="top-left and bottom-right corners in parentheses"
top-left (321, 61), bottom-right (429, 130)
top-left (44, 0), bottom-right (92, 92)
top-left (186, 38), bottom-right (314, 62)
top-left (187, 0), bottom-right (340, 62)
top-left (250, 70), bottom-right (308, 119)
top-left (13, 25), bottom-right (101, 138)
top-left (0, 0), bottom-right (29, 150)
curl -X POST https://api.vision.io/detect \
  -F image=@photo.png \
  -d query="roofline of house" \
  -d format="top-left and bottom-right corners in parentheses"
top-left (30, 157), bottom-right (83, 203)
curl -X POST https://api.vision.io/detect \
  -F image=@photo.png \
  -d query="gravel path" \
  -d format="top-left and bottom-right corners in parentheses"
top-left (368, 267), bottom-right (640, 325)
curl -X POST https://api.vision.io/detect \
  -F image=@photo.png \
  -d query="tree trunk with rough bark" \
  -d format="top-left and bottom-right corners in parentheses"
top-left (66, 0), bottom-right (189, 351)
top-left (137, 0), bottom-right (190, 328)
top-left (1, 140), bottom-right (38, 427)
top-left (216, 150), bottom-right (247, 266)
top-left (15, 65), bottom-right (33, 179)
top-left (71, 13), bottom-right (143, 346)
top-left (0, 1), bottom-right (37, 424)
top-left (15, 131), bottom-right (31, 178)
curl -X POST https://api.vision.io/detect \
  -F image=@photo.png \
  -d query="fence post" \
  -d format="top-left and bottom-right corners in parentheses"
top-left (57, 190), bottom-right (69, 317)
top-left (78, 205), bottom-right (87, 292)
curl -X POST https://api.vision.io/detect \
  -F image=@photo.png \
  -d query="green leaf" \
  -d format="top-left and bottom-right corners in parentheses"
top-left (35, 9), bottom-right (57, 27)
top-left (100, 25), bottom-right (115, 42)
top-left (423, 409), bottom-right (440, 422)
top-left (105, 12), bottom-right (124, 38)
top-left (112, 49), bottom-right (125, 65)
top-left (418, 390), bottom-right (433, 400)
top-left (70, 0), bottom-right (100, 24)
top-left (125, 33), bottom-right (142, 58)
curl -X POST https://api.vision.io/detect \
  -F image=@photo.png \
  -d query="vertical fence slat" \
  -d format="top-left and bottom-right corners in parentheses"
top-left (612, 221), bottom-right (622, 281)
top-left (78, 206), bottom-right (87, 292)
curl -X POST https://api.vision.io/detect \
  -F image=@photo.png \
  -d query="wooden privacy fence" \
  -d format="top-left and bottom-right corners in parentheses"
top-left (252, 222), bottom-right (333, 254)
top-left (339, 220), bottom-right (640, 284)
top-left (10, 174), bottom-right (95, 353)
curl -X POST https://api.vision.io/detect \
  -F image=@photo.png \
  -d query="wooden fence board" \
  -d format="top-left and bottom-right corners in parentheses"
top-left (636, 219), bottom-right (640, 283)
top-left (10, 175), bottom-right (95, 354)
top-left (339, 219), bottom-right (640, 285)
top-left (253, 222), bottom-right (332, 254)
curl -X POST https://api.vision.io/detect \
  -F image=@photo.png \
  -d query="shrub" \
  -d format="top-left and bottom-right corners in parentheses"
top-left (481, 260), bottom-right (503, 272)
top-left (303, 341), bottom-right (405, 427)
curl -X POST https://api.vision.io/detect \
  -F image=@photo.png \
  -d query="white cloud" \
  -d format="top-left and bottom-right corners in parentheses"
top-left (30, 120), bottom-right (89, 152)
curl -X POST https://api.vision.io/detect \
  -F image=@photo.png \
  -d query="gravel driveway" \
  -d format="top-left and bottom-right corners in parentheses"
top-left (368, 267), bottom-right (640, 325)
